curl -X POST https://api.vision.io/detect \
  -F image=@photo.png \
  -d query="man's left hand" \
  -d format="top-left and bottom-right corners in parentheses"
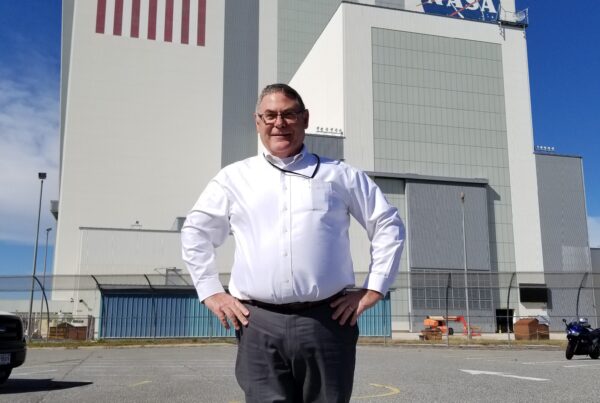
top-left (330, 289), bottom-right (382, 326)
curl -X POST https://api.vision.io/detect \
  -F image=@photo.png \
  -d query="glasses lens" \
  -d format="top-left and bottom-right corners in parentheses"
top-left (263, 113), bottom-right (278, 123)
top-left (261, 110), bottom-right (303, 124)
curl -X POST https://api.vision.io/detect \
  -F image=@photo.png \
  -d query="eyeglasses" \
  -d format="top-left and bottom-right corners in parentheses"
top-left (256, 109), bottom-right (306, 125)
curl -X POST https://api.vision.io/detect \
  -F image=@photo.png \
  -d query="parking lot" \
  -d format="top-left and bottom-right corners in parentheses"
top-left (1, 343), bottom-right (599, 402)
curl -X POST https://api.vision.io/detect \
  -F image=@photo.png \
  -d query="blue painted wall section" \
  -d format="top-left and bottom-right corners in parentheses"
top-left (100, 291), bottom-right (391, 338)
top-left (100, 292), bottom-right (235, 338)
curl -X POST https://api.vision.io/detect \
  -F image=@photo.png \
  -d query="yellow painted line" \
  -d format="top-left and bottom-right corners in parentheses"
top-left (354, 383), bottom-right (401, 399)
top-left (129, 380), bottom-right (152, 387)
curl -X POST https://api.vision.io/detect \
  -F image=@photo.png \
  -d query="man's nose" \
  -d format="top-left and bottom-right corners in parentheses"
top-left (274, 113), bottom-right (287, 128)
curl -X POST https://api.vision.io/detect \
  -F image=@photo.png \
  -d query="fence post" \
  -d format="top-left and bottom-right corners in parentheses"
top-left (32, 275), bottom-right (51, 341)
top-left (506, 272), bottom-right (516, 347)
top-left (446, 273), bottom-right (451, 347)
top-left (576, 272), bottom-right (588, 319)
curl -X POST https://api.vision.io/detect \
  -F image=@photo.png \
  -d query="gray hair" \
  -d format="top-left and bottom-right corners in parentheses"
top-left (256, 83), bottom-right (306, 112)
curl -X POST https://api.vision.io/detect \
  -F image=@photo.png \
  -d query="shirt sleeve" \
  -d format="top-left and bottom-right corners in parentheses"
top-left (345, 169), bottom-right (405, 295)
top-left (181, 179), bottom-right (231, 302)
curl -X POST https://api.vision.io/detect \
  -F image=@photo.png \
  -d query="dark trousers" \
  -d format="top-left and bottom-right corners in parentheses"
top-left (235, 302), bottom-right (359, 403)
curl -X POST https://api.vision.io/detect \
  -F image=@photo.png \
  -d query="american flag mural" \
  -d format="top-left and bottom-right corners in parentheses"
top-left (95, 0), bottom-right (206, 46)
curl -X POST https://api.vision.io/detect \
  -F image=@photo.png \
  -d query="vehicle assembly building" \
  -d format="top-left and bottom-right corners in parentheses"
top-left (52, 0), bottom-right (594, 338)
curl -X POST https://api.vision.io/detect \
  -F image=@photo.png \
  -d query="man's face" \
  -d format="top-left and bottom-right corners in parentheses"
top-left (255, 91), bottom-right (309, 158)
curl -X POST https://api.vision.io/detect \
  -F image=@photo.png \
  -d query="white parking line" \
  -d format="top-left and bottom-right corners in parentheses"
top-left (522, 360), bottom-right (567, 365)
top-left (17, 363), bottom-right (78, 369)
top-left (464, 356), bottom-right (511, 360)
top-left (12, 369), bottom-right (58, 376)
top-left (460, 369), bottom-right (548, 381)
top-left (564, 363), bottom-right (600, 368)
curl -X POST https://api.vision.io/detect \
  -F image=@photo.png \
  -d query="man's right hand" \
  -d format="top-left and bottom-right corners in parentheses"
top-left (203, 292), bottom-right (249, 330)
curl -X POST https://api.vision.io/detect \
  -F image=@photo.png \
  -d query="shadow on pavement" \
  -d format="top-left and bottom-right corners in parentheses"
top-left (0, 379), bottom-right (93, 394)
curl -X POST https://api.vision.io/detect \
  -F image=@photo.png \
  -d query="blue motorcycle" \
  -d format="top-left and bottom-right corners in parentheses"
top-left (563, 318), bottom-right (600, 360)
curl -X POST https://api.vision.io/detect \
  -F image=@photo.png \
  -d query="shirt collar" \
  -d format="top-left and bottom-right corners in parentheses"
top-left (262, 145), bottom-right (307, 168)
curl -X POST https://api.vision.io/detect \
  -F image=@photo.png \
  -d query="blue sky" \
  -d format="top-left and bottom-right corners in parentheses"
top-left (0, 1), bottom-right (598, 276)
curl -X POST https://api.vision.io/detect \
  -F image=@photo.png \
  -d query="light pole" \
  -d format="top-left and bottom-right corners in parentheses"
top-left (27, 172), bottom-right (46, 340)
top-left (460, 191), bottom-right (471, 341)
top-left (39, 227), bottom-right (52, 331)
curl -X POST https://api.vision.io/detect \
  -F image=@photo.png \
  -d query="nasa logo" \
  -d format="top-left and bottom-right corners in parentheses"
top-left (420, 0), bottom-right (500, 22)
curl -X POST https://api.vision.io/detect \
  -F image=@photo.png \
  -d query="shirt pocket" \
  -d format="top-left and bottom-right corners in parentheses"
top-left (295, 180), bottom-right (332, 212)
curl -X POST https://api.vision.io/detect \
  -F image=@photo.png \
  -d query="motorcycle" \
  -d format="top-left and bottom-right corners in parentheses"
top-left (562, 318), bottom-right (600, 360)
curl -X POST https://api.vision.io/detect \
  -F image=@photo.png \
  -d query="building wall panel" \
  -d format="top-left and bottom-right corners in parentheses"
top-left (100, 292), bottom-right (235, 338)
top-left (100, 291), bottom-right (391, 338)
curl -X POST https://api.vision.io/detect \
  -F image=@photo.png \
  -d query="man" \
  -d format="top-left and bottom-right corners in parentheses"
top-left (181, 83), bottom-right (404, 402)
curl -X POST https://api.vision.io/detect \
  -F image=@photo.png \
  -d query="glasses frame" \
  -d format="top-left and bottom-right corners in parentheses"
top-left (256, 109), bottom-right (307, 125)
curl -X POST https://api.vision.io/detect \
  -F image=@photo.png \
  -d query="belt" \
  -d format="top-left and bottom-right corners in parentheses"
top-left (243, 291), bottom-right (345, 314)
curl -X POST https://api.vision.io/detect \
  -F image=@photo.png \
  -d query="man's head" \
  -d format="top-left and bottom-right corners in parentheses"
top-left (255, 83), bottom-right (309, 158)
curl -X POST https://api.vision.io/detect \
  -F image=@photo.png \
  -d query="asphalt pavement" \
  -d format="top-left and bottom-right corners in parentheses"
top-left (0, 344), bottom-right (596, 402)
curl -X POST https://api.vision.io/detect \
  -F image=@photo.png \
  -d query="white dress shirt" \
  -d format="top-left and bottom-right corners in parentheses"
top-left (181, 147), bottom-right (405, 304)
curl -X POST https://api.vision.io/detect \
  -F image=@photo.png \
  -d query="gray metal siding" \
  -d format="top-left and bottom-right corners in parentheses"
top-left (536, 154), bottom-right (591, 273)
top-left (592, 248), bottom-right (600, 319)
top-left (371, 28), bottom-right (514, 277)
top-left (536, 154), bottom-right (594, 324)
top-left (409, 271), bottom-right (495, 333)
top-left (277, 0), bottom-right (341, 82)
top-left (407, 181), bottom-right (491, 271)
top-left (304, 134), bottom-right (344, 160)
top-left (221, 0), bottom-right (259, 166)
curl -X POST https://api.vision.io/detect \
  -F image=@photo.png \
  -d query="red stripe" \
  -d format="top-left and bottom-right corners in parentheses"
top-left (148, 0), bottom-right (157, 40)
top-left (197, 0), bottom-right (206, 46)
top-left (164, 0), bottom-right (174, 42)
top-left (95, 0), bottom-right (106, 33)
top-left (181, 0), bottom-right (190, 44)
top-left (131, 0), bottom-right (141, 37)
top-left (113, 0), bottom-right (124, 36)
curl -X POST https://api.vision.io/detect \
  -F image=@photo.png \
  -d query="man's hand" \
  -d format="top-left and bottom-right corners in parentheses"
top-left (203, 292), bottom-right (249, 330)
top-left (330, 289), bottom-right (382, 326)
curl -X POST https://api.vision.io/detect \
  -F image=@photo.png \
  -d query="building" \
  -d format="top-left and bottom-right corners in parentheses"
top-left (54, 0), bottom-right (593, 337)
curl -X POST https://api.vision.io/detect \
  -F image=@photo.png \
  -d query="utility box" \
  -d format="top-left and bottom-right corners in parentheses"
top-left (514, 318), bottom-right (549, 340)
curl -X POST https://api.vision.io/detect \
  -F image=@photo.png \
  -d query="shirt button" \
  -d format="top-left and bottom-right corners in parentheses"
top-left (283, 251), bottom-right (288, 257)
top-left (282, 228), bottom-right (288, 233)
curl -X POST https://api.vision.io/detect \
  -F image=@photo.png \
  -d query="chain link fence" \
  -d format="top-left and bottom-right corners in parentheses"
top-left (1, 272), bottom-right (597, 342)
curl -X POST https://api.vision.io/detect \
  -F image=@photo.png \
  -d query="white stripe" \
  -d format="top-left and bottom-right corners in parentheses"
top-left (564, 363), bottom-right (600, 368)
top-left (172, 0), bottom-right (182, 44)
top-left (13, 369), bottom-right (58, 376)
top-left (139, 0), bottom-right (149, 39)
top-left (460, 369), bottom-right (548, 382)
top-left (105, 0), bottom-right (116, 34)
top-left (189, 0), bottom-right (198, 45)
top-left (122, 0), bottom-right (133, 37)
top-left (156, 0), bottom-right (166, 42)
top-left (522, 360), bottom-right (568, 365)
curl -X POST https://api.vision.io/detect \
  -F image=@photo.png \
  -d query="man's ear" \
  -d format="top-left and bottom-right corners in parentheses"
top-left (303, 109), bottom-right (309, 129)
top-left (254, 113), bottom-right (261, 130)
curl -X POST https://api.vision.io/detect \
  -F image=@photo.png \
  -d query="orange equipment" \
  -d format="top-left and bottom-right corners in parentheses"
top-left (423, 315), bottom-right (481, 336)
